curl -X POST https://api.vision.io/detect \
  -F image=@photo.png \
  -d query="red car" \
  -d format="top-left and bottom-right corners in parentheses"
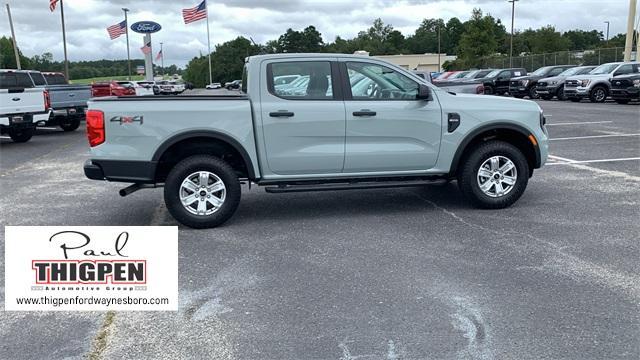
top-left (432, 71), bottom-right (460, 82)
top-left (91, 81), bottom-right (136, 97)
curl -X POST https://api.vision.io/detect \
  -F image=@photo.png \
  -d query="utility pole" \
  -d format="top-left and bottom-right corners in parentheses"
top-left (623, 0), bottom-right (637, 62)
top-left (604, 21), bottom-right (610, 45)
top-left (59, 0), bottom-right (69, 81)
top-left (437, 25), bottom-right (441, 72)
top-left (160, 42), bottom-right (164, 78)
top-left (123, 8), bottom-right (131, 81)
top-left (508, 0), bottom-right (518, 67)
top-left (5, 4), bottom-right (21, 69)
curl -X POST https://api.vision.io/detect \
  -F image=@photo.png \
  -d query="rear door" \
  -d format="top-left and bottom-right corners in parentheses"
top-left (259, 58), bottom-right (346, 175)
top-left (340, 60), bottom-right (442, 172)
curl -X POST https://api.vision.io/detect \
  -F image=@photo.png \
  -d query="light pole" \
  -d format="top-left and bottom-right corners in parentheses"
top-left (122, 8), bottom-right (131, 81)
top-left (508, 0), bottom-right (519, 68)
top-left (604, 20), bottom-right (610, 46)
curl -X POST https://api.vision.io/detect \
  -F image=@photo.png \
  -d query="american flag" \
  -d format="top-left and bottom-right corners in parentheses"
top-left (182, 0), bottom-right (207, 24)
top-left (140, 41), bottom-right (151, 55)
top-left (49, 0), bottom-right (58, 11)
top-left (107, 20), bottom-right (127, 40)
top-left (155, 49), bottom-right (163, 61)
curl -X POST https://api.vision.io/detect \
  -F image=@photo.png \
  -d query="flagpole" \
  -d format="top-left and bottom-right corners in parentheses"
top-left (60, 0), bottom-right (69, 81)
top-left (123, 8), bottom-right (131, 81)
top-left (160, 42), bottom-right (164, 78)
top-left (205, 0), bottom-right (212, 85)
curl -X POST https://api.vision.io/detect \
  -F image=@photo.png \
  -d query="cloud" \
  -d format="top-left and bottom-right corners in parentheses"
top-left (0, 0), bottom-right (633, 67)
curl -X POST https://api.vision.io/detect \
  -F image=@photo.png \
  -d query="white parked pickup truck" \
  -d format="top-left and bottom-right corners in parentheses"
top-left (0, 70), bottom-right (48, 142)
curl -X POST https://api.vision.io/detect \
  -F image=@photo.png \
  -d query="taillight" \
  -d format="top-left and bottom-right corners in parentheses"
top-left (476, 85), bottom-right (485, 94)
top-left (86, 110), bottom-right (105, 147)
top-left (44, 90), bottom-right (51, 109)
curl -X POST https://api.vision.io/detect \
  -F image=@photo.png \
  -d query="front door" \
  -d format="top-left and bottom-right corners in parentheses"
top-left (259, 59), bottom-right (346, 175)
top-left (340, 60), bottom-right (442, 173)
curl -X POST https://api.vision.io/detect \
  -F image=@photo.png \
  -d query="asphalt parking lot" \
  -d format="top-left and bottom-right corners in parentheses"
top-left (0, 98), bottom-right (639, 359)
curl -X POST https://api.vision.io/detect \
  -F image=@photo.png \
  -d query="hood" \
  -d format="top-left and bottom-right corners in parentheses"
top-left (440, 90), bottom-right (541, 114)
top-left (566, 73), bottom-right (611, 81)
top-left (538, 75), bottom-right (564, 83)
top-left (511, 75), bottom-right (543, 81)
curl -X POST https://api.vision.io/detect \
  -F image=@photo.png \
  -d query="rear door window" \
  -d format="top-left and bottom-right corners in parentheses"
top-left (268, 61), bottom-right (333, 100)
top-left (29, 72), bottom-right (47, 86)
top-left (0, 72), bottom-right (34, 89)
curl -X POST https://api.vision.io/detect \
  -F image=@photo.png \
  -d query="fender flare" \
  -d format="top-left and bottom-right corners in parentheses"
top-left (152, 130), bottom-right (258, 180)
top-left (449, 122), bottom-right (541, 175)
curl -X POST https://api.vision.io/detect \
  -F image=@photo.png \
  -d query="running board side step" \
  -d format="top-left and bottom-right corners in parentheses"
top-left (264, 179), bottom-right (447, 193)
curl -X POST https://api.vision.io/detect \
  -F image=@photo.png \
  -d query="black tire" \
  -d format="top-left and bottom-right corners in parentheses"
top-left (528, 86), bottom-right (539, 99)
top-left (8, 127), bottom-right (34, 143)
top-left (60, 116), bottom-right (81, 131)
top-left (556, 87), bottom-right (566, 101)
top-left (569, 97), bottom-right (581, 102)
top-left (457, 141), bottom-right (529, 209)
top-left (615, 99), bottom-right (630, 104)
top-left (589, 85), bottom-right (608, 103)
top-left (164, 155), bottom-right (241, 229)
top-left (484, 85), bottom-right (494, 95)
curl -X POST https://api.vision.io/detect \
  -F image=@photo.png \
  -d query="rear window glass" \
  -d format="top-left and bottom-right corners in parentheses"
top-left (0, 72), bottom-right (34, 89)
top-left (44, 74), bottom-right (67, 85)
top-left (29, 72), bottom-right (47, 86)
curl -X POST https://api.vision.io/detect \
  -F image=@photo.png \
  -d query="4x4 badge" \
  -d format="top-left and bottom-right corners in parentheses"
top-left (110, 115), bottom-right (143, 125)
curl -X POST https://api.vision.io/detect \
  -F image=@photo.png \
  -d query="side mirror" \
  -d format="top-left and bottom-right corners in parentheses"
top-left (417, 84), bottom-right (432, 100)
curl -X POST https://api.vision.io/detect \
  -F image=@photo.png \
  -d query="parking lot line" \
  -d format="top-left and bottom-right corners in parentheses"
top-left (547, 155), bottom-right (640, 165)
top-left (550, 133), bottom-right (640, 141)
top-left (546, 121), bottom-right (613, 126)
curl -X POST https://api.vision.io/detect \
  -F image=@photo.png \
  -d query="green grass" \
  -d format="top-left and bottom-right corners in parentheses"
top-left (69, 75), bottom-right (145, 84)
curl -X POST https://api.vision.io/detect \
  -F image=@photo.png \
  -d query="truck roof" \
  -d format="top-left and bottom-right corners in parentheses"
top-left (248, 53), bottom-right (372, 62)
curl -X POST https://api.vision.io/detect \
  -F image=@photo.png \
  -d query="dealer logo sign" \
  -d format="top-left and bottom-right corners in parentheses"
top-left (5, 226), bottom-right (178, 311)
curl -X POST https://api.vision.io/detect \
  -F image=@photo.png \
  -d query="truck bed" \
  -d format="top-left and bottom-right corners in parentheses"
top-left (47, 84), bottom-right (91, 109)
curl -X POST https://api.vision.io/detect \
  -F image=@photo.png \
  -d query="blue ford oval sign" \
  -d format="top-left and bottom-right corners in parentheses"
top-left (130, 21), bottom-right (161, 34)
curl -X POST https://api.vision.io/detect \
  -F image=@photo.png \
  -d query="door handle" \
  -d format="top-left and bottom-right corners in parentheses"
top-left (269, 111), bottom-right (295, 117)
top-left (353, 110), bottom-right (376, 117)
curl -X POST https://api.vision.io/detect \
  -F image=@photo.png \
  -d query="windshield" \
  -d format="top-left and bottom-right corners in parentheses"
top-left (558, 67), bottom-right (583, 76)
top-left (462, 70), bottom-right (480, 79)
top-left (531, 67), bottom-right (551, 76)
top-left (485, 69), bottom-right (501, 78)
top-left (590, 63), bottom-right (619, 75)
top-left (44, 74), bottom-right (67, 85)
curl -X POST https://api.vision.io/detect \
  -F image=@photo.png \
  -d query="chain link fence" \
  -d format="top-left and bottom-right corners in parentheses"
top-left (480, 47), bottom-right (636, 71)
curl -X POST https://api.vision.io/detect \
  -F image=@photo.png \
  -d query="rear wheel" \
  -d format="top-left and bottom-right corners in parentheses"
top-left (8, 127), bottom-right (34, 143)
top-left (457, 141), bottom-right (529, 209)
top-left (164, 155), bottom-right (241, 228)
top-left (60, 116), bottom-right (81, 132)
top-left (589, 85), bottom-right (608, 103)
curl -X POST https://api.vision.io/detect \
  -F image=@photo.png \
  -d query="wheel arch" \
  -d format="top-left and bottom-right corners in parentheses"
top-left (152, 130), bottom-right (258, 182)
top-left (449, 123), bottom-right (541, 177)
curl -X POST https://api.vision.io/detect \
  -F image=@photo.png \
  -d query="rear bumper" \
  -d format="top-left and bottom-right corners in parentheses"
top-left (84, 159), bottom-right (157, 183)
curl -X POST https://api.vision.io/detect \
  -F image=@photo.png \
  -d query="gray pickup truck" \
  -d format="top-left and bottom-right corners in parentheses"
top-left (28, 71), bottom-right (91, 131)
top-left (84, 53), bottom-right (548, 228)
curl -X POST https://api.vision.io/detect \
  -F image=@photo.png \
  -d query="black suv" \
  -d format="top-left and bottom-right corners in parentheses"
top-left (479, 68), bottom-right (527, 95)
top-left (509, 65), bottom-right (575, 99)
top-left (610, 73), bottom-right (640, 104)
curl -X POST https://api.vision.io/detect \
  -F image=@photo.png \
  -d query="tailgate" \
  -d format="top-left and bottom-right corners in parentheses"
top-left (0, 88), bottom-right (45, 115)
top-left (48, 85), bottom-right (92, 108)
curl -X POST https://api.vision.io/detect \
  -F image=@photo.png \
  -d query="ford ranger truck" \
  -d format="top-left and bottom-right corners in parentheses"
top-left (564, 62), bottom-right (639, 103)
top-left (0, 69), bottom-right (48, 143)
top-left (84, 54), bottom-right (549, 228)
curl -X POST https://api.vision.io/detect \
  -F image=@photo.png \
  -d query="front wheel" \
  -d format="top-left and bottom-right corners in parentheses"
top-left (8, 127), bottom-right (34, 143)
top-left (556, 87), bottom-right (566, 101)
top-left (457, 141), bottom-right (529, 209)
top-left (528, 86), bottom-right (539, 99)
top-left (589, 86), bottom-right (608, 103)
top-left (164, 155), bottom-right (241, 228)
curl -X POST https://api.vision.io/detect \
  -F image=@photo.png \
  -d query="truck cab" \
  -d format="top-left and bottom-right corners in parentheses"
top-left (0, 69), bottom-right (47, 142)
top-left (84, 54), bottom-right (548, 228)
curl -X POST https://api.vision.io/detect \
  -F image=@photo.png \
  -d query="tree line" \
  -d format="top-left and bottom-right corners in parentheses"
top-left (184, 8), bottom-right (629, 87)
top-left (0, 36), bottom-right (182, 80)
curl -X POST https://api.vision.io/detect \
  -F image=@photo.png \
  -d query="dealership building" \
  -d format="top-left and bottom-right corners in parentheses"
top-left (355, 52), bottom-right (456, 72)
